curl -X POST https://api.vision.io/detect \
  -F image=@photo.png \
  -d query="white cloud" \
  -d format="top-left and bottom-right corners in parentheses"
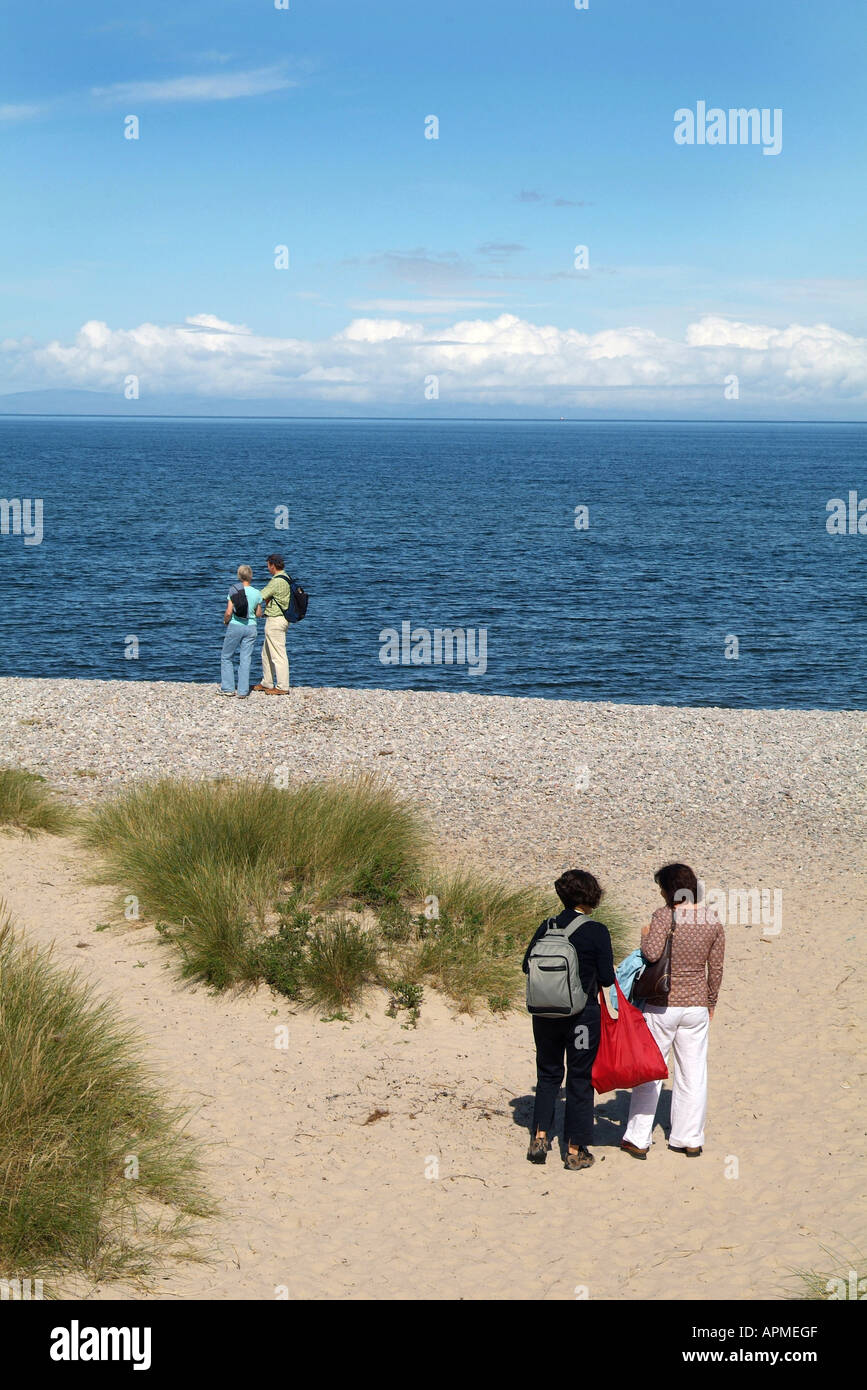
top-left (349, 298), bottom-right (505, 314)
top-left (183, 313), bottom-right (253, 335)
top-left (2, 312), bottom-right (865, 411)
top-left (0, 103), bottom-right (43, 122)
top-left (90, 65), bottom-right (293, 105)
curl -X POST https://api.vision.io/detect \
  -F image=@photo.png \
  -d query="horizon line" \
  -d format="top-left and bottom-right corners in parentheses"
top-left (1, 413), bottom-right (866, 426)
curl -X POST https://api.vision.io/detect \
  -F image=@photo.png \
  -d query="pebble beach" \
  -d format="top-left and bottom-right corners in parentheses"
top-left (1, 677), bottom-right (863, 917)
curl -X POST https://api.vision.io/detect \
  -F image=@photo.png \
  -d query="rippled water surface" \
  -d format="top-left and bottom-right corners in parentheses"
top-left (0, 417), bottom-right (863, 708)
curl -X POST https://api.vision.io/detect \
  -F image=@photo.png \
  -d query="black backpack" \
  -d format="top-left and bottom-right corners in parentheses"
top-left (273, 575), bottom-right (309, 624)
top-left (228, 583), bottom-right (249, 620)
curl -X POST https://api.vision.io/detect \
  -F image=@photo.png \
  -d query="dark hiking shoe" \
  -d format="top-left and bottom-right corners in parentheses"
top-left (620, 1140), bottom-right (649, 1160)
top-left (669, 1144), bottom-right (703, 1156)
top-left (526, 1135), bottom-right (548, 1164)
top-left (564, 1147), bottom-right (594, 1171)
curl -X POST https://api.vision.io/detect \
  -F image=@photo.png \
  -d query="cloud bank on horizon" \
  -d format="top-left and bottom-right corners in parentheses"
top-left (2, 311), bottom-right (865, 415)
top-left (2, 2), bottom-right (865, 417)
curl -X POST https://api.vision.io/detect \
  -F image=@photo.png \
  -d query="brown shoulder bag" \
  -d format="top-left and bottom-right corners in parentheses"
top-left (633, 908), bottom-right (676, 1007)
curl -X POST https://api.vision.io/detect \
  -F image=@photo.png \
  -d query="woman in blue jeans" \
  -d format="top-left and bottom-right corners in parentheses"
top-left (220, 565), bottom-right (263, 698)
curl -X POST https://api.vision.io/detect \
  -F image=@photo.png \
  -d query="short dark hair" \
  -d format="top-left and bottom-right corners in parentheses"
top-left (267, 553), bottom-right (285, 569)
top-left (554, 869), bottom-right (603, 911)
top-left (654, 862), bottom-right (698, 907)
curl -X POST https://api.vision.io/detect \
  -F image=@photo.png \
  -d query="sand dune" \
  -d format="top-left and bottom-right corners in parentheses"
top-left (1, 828), bottom-right (863, 1301)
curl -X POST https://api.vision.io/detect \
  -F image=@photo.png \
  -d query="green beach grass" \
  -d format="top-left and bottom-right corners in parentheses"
top-left (788, 1250), bottom-right (866, 1300)
top-left (81, 772), bottom-right (633, 1016)
top-left (0, 906), bottom-right (212, 1289)
top-left (0, 767), bottom-right (76, 836)
top-left (80, 772), bottom-right (428, 991)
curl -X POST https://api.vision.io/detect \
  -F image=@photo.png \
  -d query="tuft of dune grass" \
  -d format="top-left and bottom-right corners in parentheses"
top-left (81, 772), bottom-right (635, 1016)
top-left (300, 916), bottom-right (380, 1013)
top-left (279, 774), bottom-right (430, 907)
top-left (411, 869), bottom-right (552, 1013)
top-left (412, 868), bottom-right (634, 1013)
top-left (787, 1248), bottom-right (866, 1300)
top-left (0, 768), bottom-right (75, 836)
top-left (0, 905), bottom-right (212, 1288)
top-left (81, 773), bottom-right (428, 989)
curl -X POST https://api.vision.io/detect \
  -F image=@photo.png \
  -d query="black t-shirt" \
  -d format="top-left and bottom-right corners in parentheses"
top-left (522, 908), bottom-right (616, 1006)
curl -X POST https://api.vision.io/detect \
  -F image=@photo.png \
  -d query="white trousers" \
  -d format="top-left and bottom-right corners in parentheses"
top-left (623, 1004), bottom-right (709, 1150)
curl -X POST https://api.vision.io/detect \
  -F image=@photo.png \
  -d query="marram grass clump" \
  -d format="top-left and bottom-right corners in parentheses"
top-left (80, 772), bottom-right (428, 989)
top-left (82, 772), bottom-right (633, 1017)
top-left (0, 907), bottom-right (212, 1288)
top-left (0, 767), bottom-right (75, 836)
top-left (407, 868), bottom-right (632, 1014)
top-left (301, 916), bottom-right (380, 1013)
top-left (787, 1249), bottom-right (867, 1300)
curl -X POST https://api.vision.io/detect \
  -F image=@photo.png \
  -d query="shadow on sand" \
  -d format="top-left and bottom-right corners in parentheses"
top-left (509, 1087), bottom-right (671, 1161)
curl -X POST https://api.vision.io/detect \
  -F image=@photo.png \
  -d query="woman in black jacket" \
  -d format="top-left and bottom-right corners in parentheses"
top-left (522, 869), bottom-right (615, 1171)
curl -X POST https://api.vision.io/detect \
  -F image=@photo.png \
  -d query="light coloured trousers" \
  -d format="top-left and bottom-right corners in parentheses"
top-left (623, 1004), bottom-right (709, 1150)
top-left (262, 616), bottom-right (290, 691)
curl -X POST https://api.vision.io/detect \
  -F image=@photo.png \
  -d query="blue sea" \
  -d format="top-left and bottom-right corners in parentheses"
top-left (0, 417), bottom-right (864, 709)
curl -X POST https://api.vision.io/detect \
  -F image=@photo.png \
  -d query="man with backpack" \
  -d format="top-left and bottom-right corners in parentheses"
top-left (253, 553), bottom-right (293, 694)
top-left (523, 869), bottom-right (615, 1171)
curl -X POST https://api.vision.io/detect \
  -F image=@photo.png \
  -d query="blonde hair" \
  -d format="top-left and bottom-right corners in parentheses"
top-left (237, 565), bottom-right (253, 582)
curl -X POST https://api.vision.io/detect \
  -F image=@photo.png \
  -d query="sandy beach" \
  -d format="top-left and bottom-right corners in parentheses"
top-left (0, 678), bottom-right (864, 1300)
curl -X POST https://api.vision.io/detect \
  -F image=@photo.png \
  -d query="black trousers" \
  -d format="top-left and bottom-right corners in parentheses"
top-left (531, 1004), bottom-right (601, 1148)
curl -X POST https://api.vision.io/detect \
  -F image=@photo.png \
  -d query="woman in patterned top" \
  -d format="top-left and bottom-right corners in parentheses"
top-left (621, 862), bottom-right (725, 1159)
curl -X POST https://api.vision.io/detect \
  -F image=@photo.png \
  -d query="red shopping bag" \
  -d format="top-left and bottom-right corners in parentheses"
top-left (591, 980), bottom-right (668, 1094)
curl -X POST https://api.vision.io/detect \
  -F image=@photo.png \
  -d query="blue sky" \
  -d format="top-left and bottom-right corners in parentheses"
top-left (1, 0), bottom-right (865, 415)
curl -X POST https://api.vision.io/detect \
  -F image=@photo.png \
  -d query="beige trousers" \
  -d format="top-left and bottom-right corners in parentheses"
top-left (262, 616), bottom-right (290, 690)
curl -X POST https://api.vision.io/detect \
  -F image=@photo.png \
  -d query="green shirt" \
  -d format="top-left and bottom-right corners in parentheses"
top-left (260, 571), bottom-right (292, 619)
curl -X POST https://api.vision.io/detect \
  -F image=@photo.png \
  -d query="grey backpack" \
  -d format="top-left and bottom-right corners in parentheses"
top-left (526, 916), bottom-right (589, 1018)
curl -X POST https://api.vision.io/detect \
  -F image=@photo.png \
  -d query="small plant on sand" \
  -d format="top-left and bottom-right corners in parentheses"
top-left (249, 907), bottom-right (311, 1000)
top-left (385, 979), bottom-right (424, 1027)
top-left (0, 768), bottom-right (74, 836)
top-left (301, 917), bottom-right (379, 1013)
top-left (377, 901), bottom-right (414, 943)
top-left (0, 905), bottom-right (211, 1287)
top-left (417, 914), bottom-right (521, 1013)
top-left (487, 993), bottom-right (513, 1014)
